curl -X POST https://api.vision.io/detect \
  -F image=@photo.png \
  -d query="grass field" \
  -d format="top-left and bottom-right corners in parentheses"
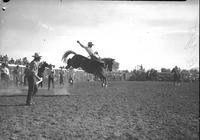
top-left (0, 81), bottom-right (199, 140)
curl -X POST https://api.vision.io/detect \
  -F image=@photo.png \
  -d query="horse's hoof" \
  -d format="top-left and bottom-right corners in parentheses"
top-left (101, 83), bottom-right (108, 88)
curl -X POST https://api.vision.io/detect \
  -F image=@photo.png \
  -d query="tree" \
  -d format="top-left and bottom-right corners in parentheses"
top-left (146, 68), bottom-right (158, 81)
top-left (129, 68), bottom-right (146, 81)
top-left (189, 68), bottom-right (199, 81)
top-left (181, 69), bottom-right (190, 82)
top-left (161, 68), bottom-right (171, 73)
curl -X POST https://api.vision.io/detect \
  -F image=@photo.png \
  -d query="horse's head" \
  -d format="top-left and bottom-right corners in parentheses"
top-left (101, 58), bottom-right (115, 71)
top-left (65, 59), bottom-right (72, 69)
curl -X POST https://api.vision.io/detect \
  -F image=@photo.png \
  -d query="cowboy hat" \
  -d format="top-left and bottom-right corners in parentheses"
top-left (32, 53), bottom-right (42, 58)
top-left (88, 42), bottom-right (94, 47)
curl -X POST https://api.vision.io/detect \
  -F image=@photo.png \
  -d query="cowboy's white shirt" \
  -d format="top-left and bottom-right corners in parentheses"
top-left (84, 47), bottom-right (95, 56)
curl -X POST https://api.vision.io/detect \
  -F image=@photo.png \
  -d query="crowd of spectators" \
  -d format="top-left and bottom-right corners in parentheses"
top-left (1, 54), bottom-right (199, 86)
top-left (0, 54), bottom-right (70, 88)
top-left (0, 54), bottom-right (29, 65)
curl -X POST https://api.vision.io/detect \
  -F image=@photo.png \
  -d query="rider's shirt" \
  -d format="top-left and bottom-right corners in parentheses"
top-left (78, 42), bottom-right (101, 61)
top-left (84, 46), bottom-right (95, 57)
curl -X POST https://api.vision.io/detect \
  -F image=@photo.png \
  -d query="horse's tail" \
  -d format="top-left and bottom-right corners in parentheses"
top-left (62, 50), bottom-right (77, 63)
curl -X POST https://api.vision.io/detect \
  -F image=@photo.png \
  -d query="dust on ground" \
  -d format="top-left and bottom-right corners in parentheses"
top-left (0, 81), bottom-right (199, 140)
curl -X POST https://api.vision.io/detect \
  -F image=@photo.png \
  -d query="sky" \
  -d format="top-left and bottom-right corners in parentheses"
top-left (0, 0), bottom-right (199, 71)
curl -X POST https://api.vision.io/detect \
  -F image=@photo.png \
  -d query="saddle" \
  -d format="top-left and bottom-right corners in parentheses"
top-left (91, 58), bottom-right (104, 66)
top-left (90, 55), bottom-right (103, 63)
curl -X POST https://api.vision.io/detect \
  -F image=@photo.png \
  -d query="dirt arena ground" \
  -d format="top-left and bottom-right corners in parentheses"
top-left (0, 81), bottom-right (199, 140)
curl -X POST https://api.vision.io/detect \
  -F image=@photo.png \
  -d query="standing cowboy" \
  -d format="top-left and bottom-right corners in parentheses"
top-left (26, 53), bottom-right (42, 106)
top-left (77, 40), bottom-right (101, 62)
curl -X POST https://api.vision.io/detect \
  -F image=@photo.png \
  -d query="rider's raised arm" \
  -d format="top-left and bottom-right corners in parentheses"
top-left (77, 40), bottom-right (87, 48)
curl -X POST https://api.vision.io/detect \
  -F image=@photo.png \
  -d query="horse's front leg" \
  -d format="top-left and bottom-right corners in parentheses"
top-left (101, 77), bottom-right (107, 87)
top-left (104, 77), bottom-right (108, 87)
top-left (101, 78), bottom-right (105, 87)
top-left (97, 74), bottom-right (105, 87)
top-left (97, 72), bottom-right (107, 88)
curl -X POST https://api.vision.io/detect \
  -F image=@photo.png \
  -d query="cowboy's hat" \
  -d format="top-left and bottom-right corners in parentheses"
top-left (32, 53), bottom-right (42, 58)
top-left (88, 42), bottom-right (94, 47)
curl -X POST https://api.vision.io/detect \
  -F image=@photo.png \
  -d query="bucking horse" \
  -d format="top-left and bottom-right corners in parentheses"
top-left (62, 50), bottom-right (114, 87)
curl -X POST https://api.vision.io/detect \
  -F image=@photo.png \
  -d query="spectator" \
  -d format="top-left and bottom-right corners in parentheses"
top-left (22, 57), bottom-right (29, 65)
top-left (0, 55), bottom-right (4, 62)
top-left (3, 55), bottom-right (8, 63)
top-left (13, 65), bottom-right (20, 86)
top-left (9, 58), bottom-right (15, 64)
top-left (23, 65), bottom-right (29, 86)
top-left (48, 65), bottom-right (55, 90)
top-left (59, 66), bottom-right (64, 85)
top-left (0, 63), bottom-right (10, 88)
